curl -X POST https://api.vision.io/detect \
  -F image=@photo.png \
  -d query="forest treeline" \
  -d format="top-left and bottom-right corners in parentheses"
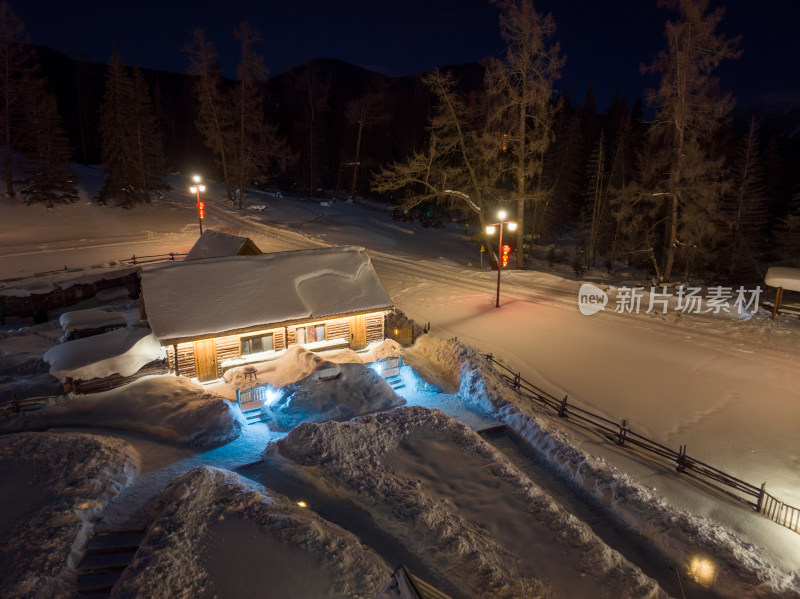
top-left (1, 0), bottom-right (799, 281)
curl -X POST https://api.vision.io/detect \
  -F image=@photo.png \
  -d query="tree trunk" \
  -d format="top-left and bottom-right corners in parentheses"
top-left (662, 192), bottom-right (678, 282)
top-left (349, 103), bottom-right (365, 203)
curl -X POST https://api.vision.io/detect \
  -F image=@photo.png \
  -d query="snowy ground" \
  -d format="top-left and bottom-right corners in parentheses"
top-left (2, 168), bottom-right (800, 597)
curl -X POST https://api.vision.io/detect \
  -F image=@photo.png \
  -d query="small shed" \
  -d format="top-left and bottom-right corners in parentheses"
top-left (140, 246), bottom-right (394, 382)
top-left (184, 229), bottom-right (262, 261)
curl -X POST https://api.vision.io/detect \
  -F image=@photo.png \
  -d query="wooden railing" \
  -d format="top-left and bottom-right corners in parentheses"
top-left (484, 353), bottom-right (799, 535)
top-left (124, 252), bottom-right (187, 265)
top-left (236, 385), bottom-right (269, 405)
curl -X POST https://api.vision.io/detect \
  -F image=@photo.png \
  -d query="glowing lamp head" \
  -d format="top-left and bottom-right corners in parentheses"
top-left (498, 210), bottom-right (507, 221)
top-left (507, 222), bottom-right (517, 231)
top-left (486, 225), bottom-right (496, 235)
top-left (190, 186), bottom-right (197, 194)
top-left (502, 244), bottom-right (511, 254)
top-left (296, 501), bottom-right (308, 508)
top-left (199, 185), bottom-right (206, 193)
top-left (192, 174), bottom-right (201, 183)
top-left (370, 362), bottom-right (383, 375)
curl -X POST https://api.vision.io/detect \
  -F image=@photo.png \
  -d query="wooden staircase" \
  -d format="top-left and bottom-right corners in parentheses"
top-left (74, 528), bottom-right (146, 598)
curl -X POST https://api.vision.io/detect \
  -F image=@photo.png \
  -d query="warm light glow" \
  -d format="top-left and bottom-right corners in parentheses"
top-left (193, 174), bottom-right (201, 183)
top-left (688, 556), bottom-right (716, 587)
top-left (486, 225), bottom-right (496, 235)
top-left (507, 222), bottom-right (517, 231)
top-left (498, 210), bottom-right (507, 220)
top-left (190, 186), bottom-right (197, 194)
top-left (296, 501), bottom-right (307, 508)
top-left (199, 185), bottom-right (206, 192)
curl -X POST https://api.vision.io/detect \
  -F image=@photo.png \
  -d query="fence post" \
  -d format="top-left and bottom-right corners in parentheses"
top-left (169, 252), bottom-right (175, 261)
top-left (676, 444), bottom-right (687, 473)
top-left (558, 395), bottom-right (568, 418)
top-left (756, 482), bottom-right (767, 513)
top-left (617, 419), bottom-right (629, 447)
top-left (131, 254), bottom-right (137, 265)
top-left (514, 373), bottom-right (521, 389)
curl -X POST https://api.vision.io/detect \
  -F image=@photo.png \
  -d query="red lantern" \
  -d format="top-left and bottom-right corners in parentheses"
top-left (198, 201), bottom-right (205, 219)
top-left (501, 244), bottom-right (511, 267)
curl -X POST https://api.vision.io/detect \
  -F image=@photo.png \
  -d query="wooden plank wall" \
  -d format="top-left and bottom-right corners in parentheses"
top-left (366, 312), bottom-right (384, 344)
top-left (170, 313), bottom-right (386, 378)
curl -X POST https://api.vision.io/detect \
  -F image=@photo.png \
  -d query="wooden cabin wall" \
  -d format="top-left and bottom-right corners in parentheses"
top-left (169, 312), bottom-right (387, 379)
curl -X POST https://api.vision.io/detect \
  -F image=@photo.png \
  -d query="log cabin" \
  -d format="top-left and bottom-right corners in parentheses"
top-left (139, 246), bottom-right (393, 382)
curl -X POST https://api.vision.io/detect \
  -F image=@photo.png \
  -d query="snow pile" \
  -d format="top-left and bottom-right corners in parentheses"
top-left (43, 326), bottom-right (165, 382)
top-left (0, 432), bottom-right (138, 598)
top-left (765, 266), bottom-right (800, 292)
top-left (0, 375), bottom-right (244, 447)
top-left (412, 335), bottom-right (800, 599)
top-left (141, 246), bottom-right (392, 343)
top-left (275, 406), bottom-right (667, 599)
top-left (267, 362), bottom-right (405, 431)
top-left (223, 344), bottom-right (337, 390)
top-left (111, 466), bottom-right (390, 599)
top-left (59, 306), bottom-right (127, 333)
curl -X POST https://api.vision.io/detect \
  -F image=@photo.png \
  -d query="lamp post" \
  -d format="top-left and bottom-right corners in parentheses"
top-left (486, 210), bottom-right (517, 308)
top-left (190, 175), bottom-right (206, 235)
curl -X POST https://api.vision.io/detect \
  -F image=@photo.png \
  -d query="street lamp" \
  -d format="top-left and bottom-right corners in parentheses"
top-left (486, 210), bottom-right (517, 308)
top-left (190, 175), bottom-right (206, 235)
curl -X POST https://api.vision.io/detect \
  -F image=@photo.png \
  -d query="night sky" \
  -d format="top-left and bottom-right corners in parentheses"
top-left (18, 0), bottom-right (800, 110)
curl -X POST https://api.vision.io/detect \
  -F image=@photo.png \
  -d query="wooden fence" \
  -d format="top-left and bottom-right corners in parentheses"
top-left (485, 353), bottom-right (800, 535)
top-left (124, 252), bottom-right (187, 265)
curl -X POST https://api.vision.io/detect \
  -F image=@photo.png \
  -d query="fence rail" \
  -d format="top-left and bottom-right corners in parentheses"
top-left (485, 353), bottom-right (798, 534)
top-left (124, 252), bottom-right (187, 265)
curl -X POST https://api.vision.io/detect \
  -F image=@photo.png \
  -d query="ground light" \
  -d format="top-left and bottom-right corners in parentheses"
top-left (296, 501), bottom-right (308, 508)
top-left (687, 555), bottom-right (716, 587)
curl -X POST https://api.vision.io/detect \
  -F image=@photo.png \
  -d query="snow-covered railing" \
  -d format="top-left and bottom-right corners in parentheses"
top-left (485, 353), bottom-right (800, 536)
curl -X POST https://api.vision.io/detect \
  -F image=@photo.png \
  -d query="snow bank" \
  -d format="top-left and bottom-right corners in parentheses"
top-left (275, 406), bottom-right (667, 599)
top-left (412, 335), bottom-right (800, 599)
top-left (111, 466), bottom-right (390, 599)
top-left (267, 362), bottom-right (405, 430)
top-left (0, 375), bottom-right (244, 447)
top-left (43, 326), bottom-right (165, 382)
top-left (59, 306), bottom-right (127, 333)
top-left (0, 432), bottom-right (138, 598)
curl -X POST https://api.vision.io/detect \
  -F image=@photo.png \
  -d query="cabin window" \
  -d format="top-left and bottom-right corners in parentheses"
top-left (240, 333), bottom-right (274, 355)
top-left (295, 324), bottom-right (325, 344)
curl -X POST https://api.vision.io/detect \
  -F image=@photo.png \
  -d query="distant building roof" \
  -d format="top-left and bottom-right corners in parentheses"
top-left (141, 246), bottom-right (393, 345)
top-left (184, 229), bottom-right (262, 261)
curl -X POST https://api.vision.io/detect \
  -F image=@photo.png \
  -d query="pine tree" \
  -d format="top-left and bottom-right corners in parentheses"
top-left (490, 0), bottom-right (564, 268)
top-left (17, 77), bottom-right (78, 206)
top-left (0, 0), bottom-right (36, 196)
top-left (291, 63), bottom-right (330, 196)
top-left (228, 22), bottom-right (291, 208)
top-left (775, 192), bottom-right (800, 265)
top-left (643, 0), bottom-right (739, 282)
top-left (98, 52), bottom-right (167, 208)
top-left (722, 117), bottom-right (769, 275)
top-left (185, 28), bottom-right (235, 203)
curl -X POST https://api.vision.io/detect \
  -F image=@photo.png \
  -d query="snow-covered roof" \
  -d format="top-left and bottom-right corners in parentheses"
top-left (184, 229), bottom-right (261, 261)
top-left (142, 246), bottom-right (393, 344)
top-left (59, 307), bottom-right (127, 332)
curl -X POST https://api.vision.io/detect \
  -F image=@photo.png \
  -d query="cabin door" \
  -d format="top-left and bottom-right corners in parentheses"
top-left (193, 339), bottom-right (217, 382)
top-left (350, 315), bottom-right (367, 350)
